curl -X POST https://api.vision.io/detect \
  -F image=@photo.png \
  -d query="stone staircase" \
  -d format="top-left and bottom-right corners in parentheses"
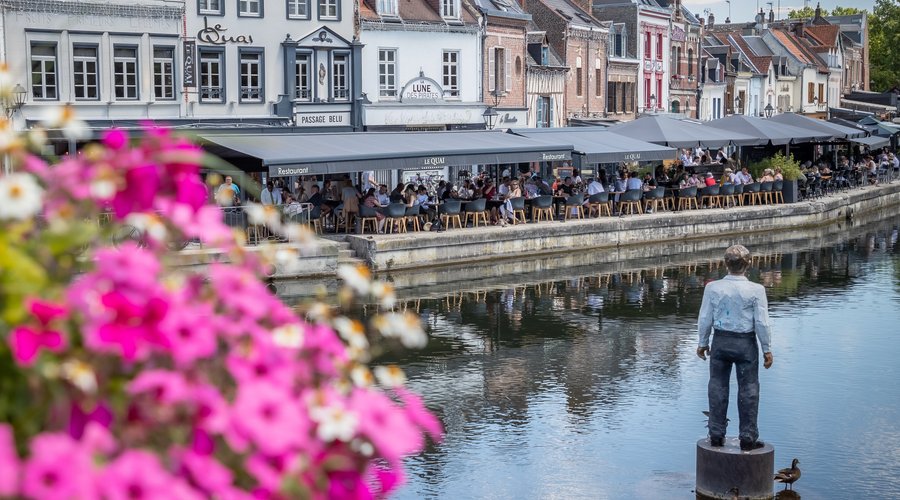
top-left (321, 235), bottom-right (366, 266)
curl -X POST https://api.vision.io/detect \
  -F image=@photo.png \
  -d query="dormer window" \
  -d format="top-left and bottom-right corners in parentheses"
top-left (441, 0), bottom-right (458, 19)
top-left (377, 0), bottom-right (398, 16)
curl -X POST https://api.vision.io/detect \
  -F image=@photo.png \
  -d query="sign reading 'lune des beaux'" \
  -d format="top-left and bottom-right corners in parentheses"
top-left (400, 74), bottom-right (444, 103)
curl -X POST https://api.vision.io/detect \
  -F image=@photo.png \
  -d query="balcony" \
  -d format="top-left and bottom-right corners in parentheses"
top-left (200, 87), bottom-right (223, 101)
top-left (294, 88), bottom-right (311, 101)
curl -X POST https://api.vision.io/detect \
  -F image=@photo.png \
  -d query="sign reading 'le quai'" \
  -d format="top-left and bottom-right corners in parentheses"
top-left (197, 17), bottom-right (253, 45)
top-left (400, 74), bottom-right (444, 103)
top-left (182, 41), bottom-right (196, 87)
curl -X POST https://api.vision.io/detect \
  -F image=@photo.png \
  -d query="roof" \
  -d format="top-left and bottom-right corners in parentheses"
top-left (712, 31), bottom-right (772, 75)
top-left (770, 29), bottom-right (829, 73)
top-left (360, 0), bottom-right (478, 24)
top-left (743, 36), bottom-right (774, 56)
top-left (471, 0), bottom-right (531, 21)
top-left (509, 128), bottom-right (675, 164)
top-left (202, 131), bottom-right (574, 176)
top-left (804, 24), bottom-right (840, 48)
top-left (537, 0), bottom-right (605, 29)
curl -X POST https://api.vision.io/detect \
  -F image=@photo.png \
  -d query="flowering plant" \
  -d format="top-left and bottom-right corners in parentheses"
top-left (0, 104), bottom-right (440, 498)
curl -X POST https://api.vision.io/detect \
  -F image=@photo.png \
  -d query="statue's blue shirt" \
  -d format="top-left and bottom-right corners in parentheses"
top-left (697, 274), bottom-right (773, 353)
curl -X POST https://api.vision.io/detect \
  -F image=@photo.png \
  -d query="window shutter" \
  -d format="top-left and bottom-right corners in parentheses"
top-left (488, 48), bottom-right (495, 92)
top-left (548, 97), bottom-right (553, 127)
top-left (505, 49), bottom-right (511, 92)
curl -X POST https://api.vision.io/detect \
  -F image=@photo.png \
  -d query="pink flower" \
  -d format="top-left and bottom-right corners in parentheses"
top-left (0, 424), bottom-right (19, 496)
top-left (111, 163), bottom-right (161, 219)
top-left (103, 128), bottom-right (128, 150)
top-left (175, 449), bottom-right (234, 496)
top-left (22, 433), bottom-right (96, 499)
top-left (231, 381), bottom-right (310, 456)
top-left (88, 290), bottom-right (170, 360)
top-left (350, 389), bottom-right (423, 467)
top-left (160, 301), bottom-right (217, 367)
top-left (68, 401), bottom-right (113, 440)
top-left (99, 450), bottom-right (178, 500)
top-left (394, 388), bottom-right (443, 443)
top-left (9, 326), bottom-right (64, 366)
top-left (129, 370), bottom-right (192, 405)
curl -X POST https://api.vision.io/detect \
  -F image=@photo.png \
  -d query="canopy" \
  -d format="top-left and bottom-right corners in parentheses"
top-left (200, 131), bottom-right (574, 177)
top-left (768, 112), bottom-right (867, 139)
top-left (705, 115), bottom-right (832, 145)
top-left (857, 116), bottom-right (900, 137)
top-left (605, 115), bottom-right (758, 148)
top-left (850, 136), bottom-right (890, 148)
top-left (509, 128), bottom-right (675, 164)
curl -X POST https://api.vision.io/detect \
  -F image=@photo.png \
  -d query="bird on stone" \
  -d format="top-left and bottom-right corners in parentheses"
top-left (774, 458), bottom-right (801, 490)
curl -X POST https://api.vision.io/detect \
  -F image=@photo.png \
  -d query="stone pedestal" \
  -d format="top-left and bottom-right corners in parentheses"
top-left (696, 437), bottom-right (774, 500)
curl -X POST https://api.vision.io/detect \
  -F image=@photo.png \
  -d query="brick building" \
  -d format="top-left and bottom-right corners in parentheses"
top-left (526, 0), bottom-right (608, 124)
top-left (668, 0), bottom-right (701, 117)
top-left (524, 29), bottom-right (568, 127)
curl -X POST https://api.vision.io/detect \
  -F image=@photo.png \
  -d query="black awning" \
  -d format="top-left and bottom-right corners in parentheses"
top-left (200, 131), bottom-right (574, 177)
top-left (509, 128), bottom-right (675, 163)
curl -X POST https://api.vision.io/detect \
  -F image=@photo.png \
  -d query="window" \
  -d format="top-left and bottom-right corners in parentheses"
top-left (30, 43), bottom-right (57, 100)
top-left (239, 0), bottom-right (261, 16)
top-left (644, 77), bottom-right (650, 108)
top-left (575, 57), bottom-right (583, 97)
top-left (625, 82), bottom-right (634, 112)
top-left (199, 48), bottom-right (224, 102)
top-left (377, 0), bottom-right (397, 16)
top-left (489, 47), bottom-right (507, 93)
top-left (612, 27), bottom-right (624, 57)
top-left (73, 46), bottom-right (99, 100)
top-left (378, 49), bottom-right (397, 98)
top-left (295, 53), bottom-right (311, 100)
top-left (199, 0), bottom-right (223, 15)
top-left (687, 48), bottom-right (693, 77)
top-left (113, 46), bottom-right (138, 100)
top-left (441, 0), bottom-right (457, 18)
top-left (535, 96), bottom-right (551, 127)
top-left (541, 46), bottom-right (549, 66)
top-left (332, 53), bottom-right (348, 101)
top-left (817, 83), bottom-right (824, 103)
top-left (318, 0), bottom-right (338, 19)
top-left (644, 32), bottom-right (651, 59)
top-left (657, 77), bottom-right (662, 107)
top-left (153, 47), bottom-right (175, 100)
top-left (239, 50), bottom-right (263, 102)
top-left (287, 0), bottom-right (310, 18)
top-left (657, 33), bottom-right (663, 61)
top-left (607, 82), bottom-right (615, 112)
top-left (442, 50), bottom-right (459, 98)
top-left (595, 68), bottom-right (602, 97)
top-left (807, 82), bottom-right (815, 103)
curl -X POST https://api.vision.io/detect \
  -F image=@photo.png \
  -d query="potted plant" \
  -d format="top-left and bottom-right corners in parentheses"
top-left (749, 152), bottom-right (802, 203)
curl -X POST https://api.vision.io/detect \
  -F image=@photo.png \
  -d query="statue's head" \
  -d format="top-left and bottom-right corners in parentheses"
top-left (724, 244), bottom-right (751, 274)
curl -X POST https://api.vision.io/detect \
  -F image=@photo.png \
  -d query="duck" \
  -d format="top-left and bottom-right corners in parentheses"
top-left (774, 458), bottom-right (801, 490)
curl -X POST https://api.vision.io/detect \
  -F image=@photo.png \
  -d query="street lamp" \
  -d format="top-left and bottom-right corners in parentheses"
top-left (3, 84), bottom-right (26, 118)
top-left (482, 90), bottom-right (502, 130)
top-left (764, 103), bottom-right (774, 118)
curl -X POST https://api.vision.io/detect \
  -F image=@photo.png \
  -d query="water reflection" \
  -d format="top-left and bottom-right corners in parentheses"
top-left (379, 216), bottom-right (900, 499)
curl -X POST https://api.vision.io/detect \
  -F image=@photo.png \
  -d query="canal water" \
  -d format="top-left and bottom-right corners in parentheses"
top-left (375, 212), bottom-right (900, 499)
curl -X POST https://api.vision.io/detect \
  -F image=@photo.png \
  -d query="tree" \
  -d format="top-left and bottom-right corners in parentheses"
top-left (869, 0), bottom-right (900, 91)
top-left (831, 6), bottom-right (865, 16)
top-left (788, 6), bottom-right (828, 18)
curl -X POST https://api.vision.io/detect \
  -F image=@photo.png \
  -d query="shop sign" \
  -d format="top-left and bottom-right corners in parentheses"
top-left (197, 17), bottom-right (254, 45)
top-left (623, 153), bottom-right (642, 161)
top-left (272, 166), bottom-right (311, 176)
top-left (183, 41), bottom-right (196, 87)
top-left (422, 157), bottom-right (446, 166)
top-left (541, 153), bottom-right (568, 161)
top-left (295, 111), bottom-right (350, 127)
top-left (400, 75), bottom-right (445, 103)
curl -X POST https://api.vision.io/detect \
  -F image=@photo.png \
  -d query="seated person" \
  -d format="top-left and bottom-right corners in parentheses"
top-left (625, 172), bottom-right (643, 191)
top-left (703, 172), bottom-right (717, 187)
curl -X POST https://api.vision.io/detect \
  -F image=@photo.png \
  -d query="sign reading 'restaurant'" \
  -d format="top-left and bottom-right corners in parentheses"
top-left (400, 76), bottom-right (444, 103)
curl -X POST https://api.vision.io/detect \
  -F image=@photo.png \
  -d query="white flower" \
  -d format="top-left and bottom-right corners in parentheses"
top-left (272, 323), bottom-right (305, 349)
top-left (0, 119), bottom-right (22, 153)
top-left (370, 281), bottom-right (396, 309)
top-left (350, 365), bottom-right (374, 387)
top-left (337, 264), bottom-right (372, 296)
top-left (310, 404), bottom-right (359, 442)
top-left (372, 312), bottom-right (428, 349)
top-left (245, 202), bottom-right (283, 231)
top-left (124, 213), bottom-right (167, 242)
top-left (282, 223), bottom-right (314, 243)
top-left (40, 105), bottom-right (89, 141)
top-left (333, 317), bottom-right (369, 350)
top-left (61, 360), bottom-right (98, 394)
top-left (350, 438), bottom-right (374, 457)
top-left (0, 173), bottom-right (43, 220)
top-left (373, 365), bottom-right (407, 388)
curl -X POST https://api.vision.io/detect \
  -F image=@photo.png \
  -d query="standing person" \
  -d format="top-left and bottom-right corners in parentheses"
top-left (697, 245), bottom-right (774, 451)
top-left (216, 175), bottom-right (241, 206)
top-left (362, 170), bottom-right (378, 192)
top-left (260, 181), bottom-right (282, 206)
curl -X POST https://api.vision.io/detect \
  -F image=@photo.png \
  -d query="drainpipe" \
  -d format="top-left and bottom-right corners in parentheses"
top-left (478, 12), bottom-right (486, 118)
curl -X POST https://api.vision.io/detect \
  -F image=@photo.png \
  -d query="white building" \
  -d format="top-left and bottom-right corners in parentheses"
top-left (358, 0), bottom-right (484, 132)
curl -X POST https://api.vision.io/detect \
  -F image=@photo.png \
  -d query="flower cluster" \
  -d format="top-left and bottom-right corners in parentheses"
top-left (0, 101), bottom-right (440, 499)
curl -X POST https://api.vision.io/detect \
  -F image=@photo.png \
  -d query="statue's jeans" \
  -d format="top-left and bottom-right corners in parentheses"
top-left (708, 331), bottom-right (760, 443)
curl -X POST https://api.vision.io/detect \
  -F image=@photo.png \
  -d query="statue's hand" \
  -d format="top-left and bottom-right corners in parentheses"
top-left (697, 346), bottom-right (709, 360)
top-left (764, 352), bottom-right (774, 369)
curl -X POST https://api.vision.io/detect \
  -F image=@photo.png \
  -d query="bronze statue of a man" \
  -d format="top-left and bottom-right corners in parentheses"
top-left (697, 245), bottom-right (774, 451)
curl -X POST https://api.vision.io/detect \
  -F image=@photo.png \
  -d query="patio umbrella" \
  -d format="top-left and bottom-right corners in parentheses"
top-left (706, 115), bottom-right (831, 145)
top-left (857, 116), bottom-right (900, 137)
top-left (606, 115), bottom-right (758, 148)
top-left (768, 112), bottom-right (867, 139)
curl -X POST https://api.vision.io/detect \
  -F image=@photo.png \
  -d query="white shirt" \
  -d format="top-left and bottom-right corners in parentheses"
top-left (362, 171), bottom-right (377, 192)
top-left (498, 183), bottom-right (510, 197)
top-left (698, 274), bottom-right (773, 353)
top-left (736, 172), bottom-right (753, 184)
top-left (261, 188), bottom-right (275, 205)
top-left (376, 193), bottom-right (390, 206)
top-left (587, 180), bottom-right (605, 195)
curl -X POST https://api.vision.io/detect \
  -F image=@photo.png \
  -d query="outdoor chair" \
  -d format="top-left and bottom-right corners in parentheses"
top-left (439, 200), bottom-right (463, 229)
top-left (743, 182), bottom-right (761, 205)
top-left (531, 195), bottom-right (554, 222)
top-left (773, 180), bottom-right (785, 204)
top-left (617, 189), bottom-right (644, 215)
top-left (677, 186), bottom-right (699, 210)
top-left (759, 182), bottom-right (774, 205)
top-left (509, 197), bottom-right (528, 225)
top-left (732, 183), bottom-right (745, 206)
top-left (563, 194), bottom-right (585, 220)
top-left (719, 184), bottom-right (737, 208)
top-left (384, 203), bottom-right (408, 234)
top-left (405, 205), bottom-right (423, 232)
top-left (463, 198), bottom-right (489, 227)
top-left (643, 187), bottom-right (666, 213)
top-left (587, 192), bottom-right (612, 217)
top-left (339, 207), bottom-right (358, 234)
top-left (663, 188), bottom-right (678, 211)
top-left (358, 205), bottom-right (380, 234)
top-left (699, 185), bottom-right (721, 209)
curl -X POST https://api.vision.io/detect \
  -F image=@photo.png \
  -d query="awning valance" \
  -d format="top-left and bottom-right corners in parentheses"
top-left (200, 131), bottom-right (574, 177)
top-left (768, 112), bottom-right (867, 139)
top-left (509, 128), bottom-right (675, 163)
top-left (850, 136), bottom-right (890, 148)
top-left (605, 115), bottom-right (759, 148)
top-left (706, 115), bottom-right (832, 145)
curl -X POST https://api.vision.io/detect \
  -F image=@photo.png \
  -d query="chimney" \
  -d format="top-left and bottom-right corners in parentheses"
top-left (793, 21), bottom-right (804, 38)
top-left (814, 2), bottom-right (822, 20)
top-left (708, 12), bottom-right (714, 25)
top-left (769, 7), bottom-right (775, 23)
top-left (725, 17), bottom-right (730, 24)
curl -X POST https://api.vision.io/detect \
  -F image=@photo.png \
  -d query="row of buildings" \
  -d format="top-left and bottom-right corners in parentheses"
top-left (0, 0), bottom-right (872, 140)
